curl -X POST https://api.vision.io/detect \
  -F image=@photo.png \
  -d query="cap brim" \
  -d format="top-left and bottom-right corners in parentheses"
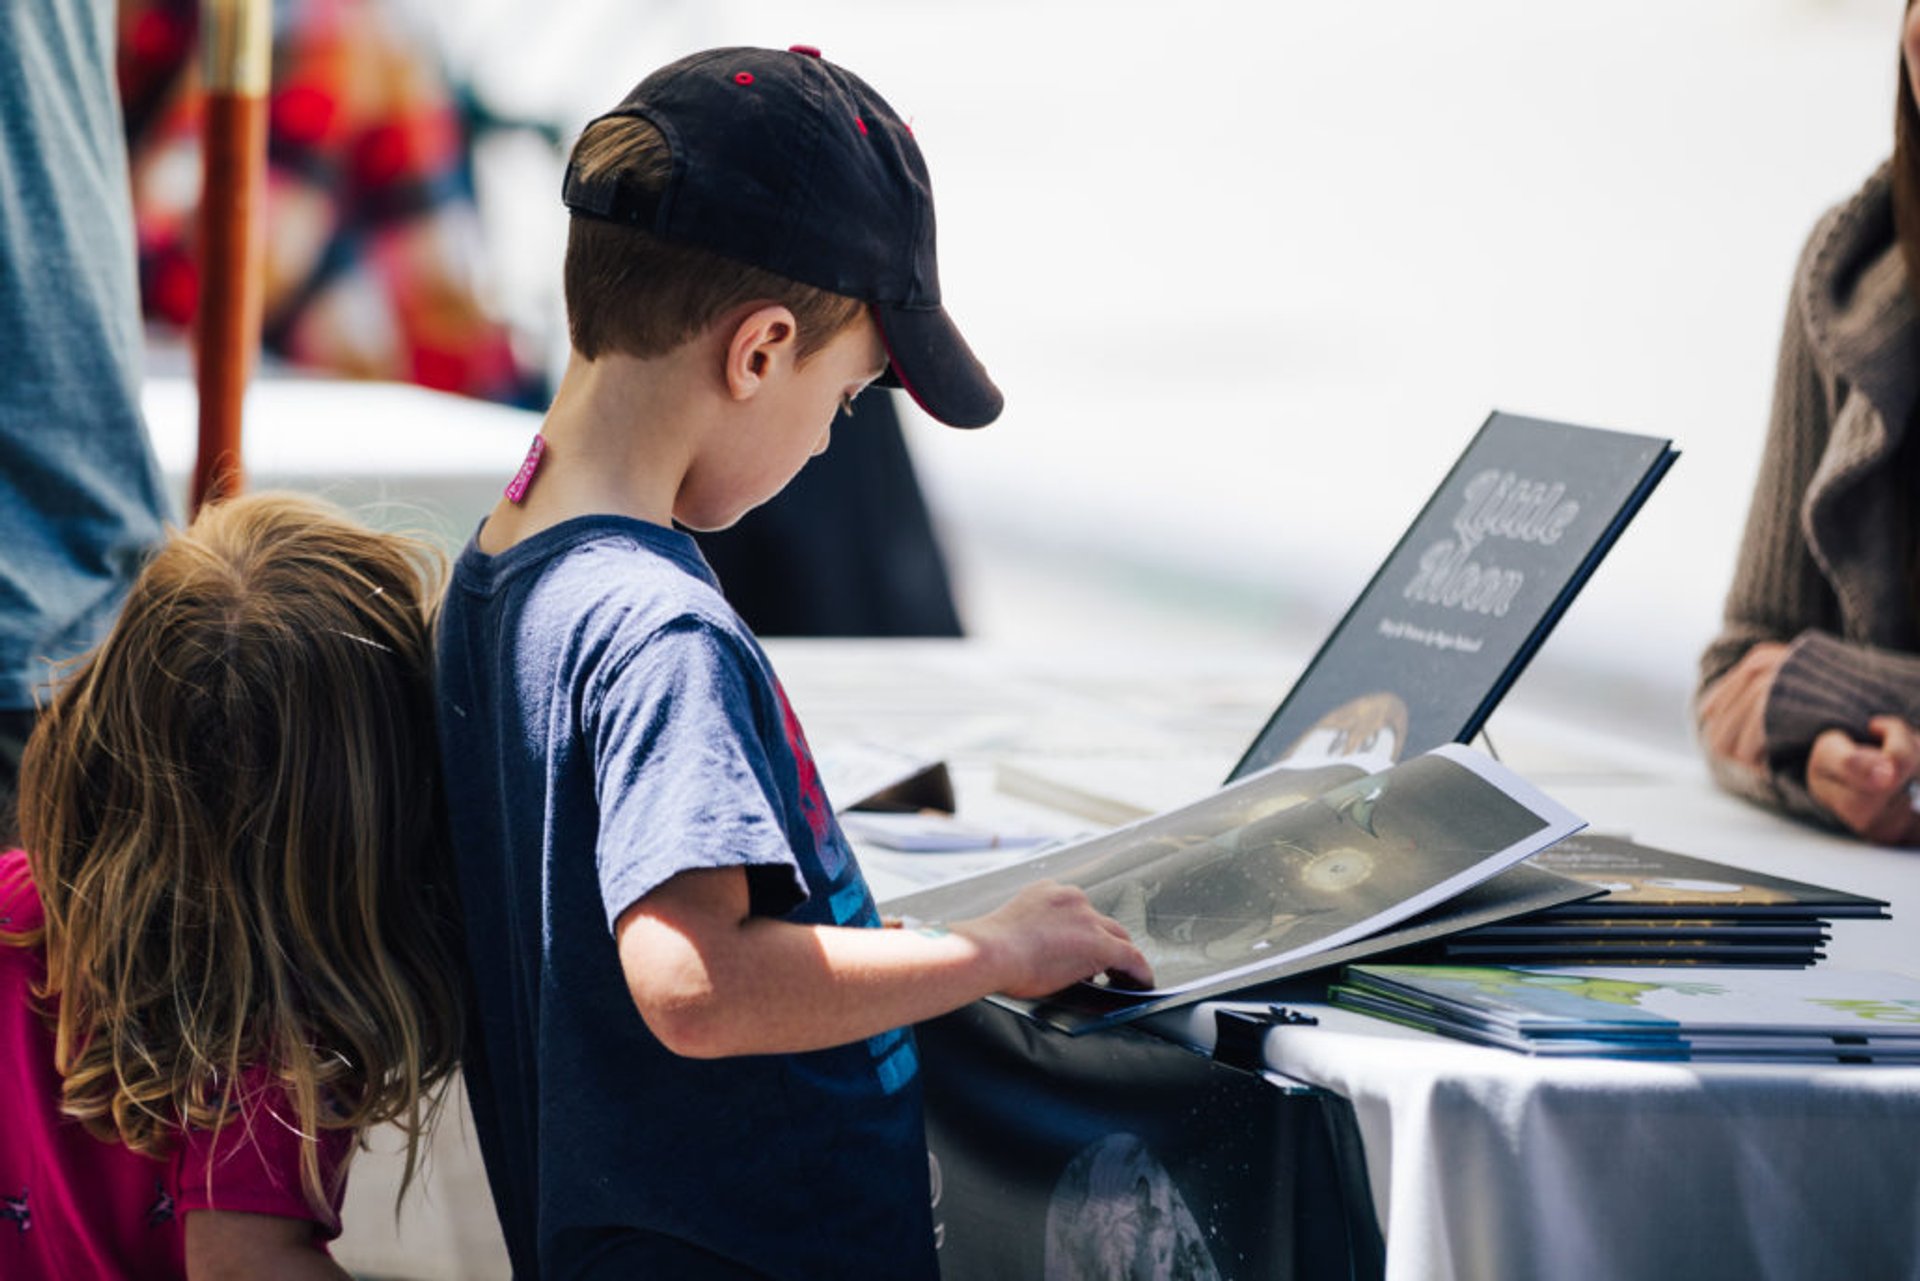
top-left (872, 302), bottom-right (1003, 429)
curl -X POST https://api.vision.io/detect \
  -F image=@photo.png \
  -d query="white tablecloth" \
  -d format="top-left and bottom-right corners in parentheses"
top-left (346, 638), bottom-right (1911, 1281)
top-left (1149, 727), bottom-right (1920, 1281)
top-left (775, 642), bottom-right (1920, 1281)
top-left (1152, 999), bottom-right (1920, 1281)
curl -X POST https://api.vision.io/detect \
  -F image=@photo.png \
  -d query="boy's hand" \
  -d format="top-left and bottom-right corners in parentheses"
top-left (617, 868), bottom-right (1152, 1056)
top-left (954, 880), bottom-right (1154, 998)
top-left (1807, 716), bottom-right (1920, 846)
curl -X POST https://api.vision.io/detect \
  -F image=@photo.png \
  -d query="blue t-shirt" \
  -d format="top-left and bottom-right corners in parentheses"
top-left (436, 515), bottom-right (936, 1281)
top-left (0, 0), bottom-right (169, 709)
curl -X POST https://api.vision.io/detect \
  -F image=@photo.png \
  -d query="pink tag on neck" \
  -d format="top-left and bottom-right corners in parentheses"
top-left (504, 434), bottom-right (547, 503)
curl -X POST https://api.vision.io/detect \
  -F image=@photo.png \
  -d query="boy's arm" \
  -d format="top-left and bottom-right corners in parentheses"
top-left (616, 867), bottom-right (1151, 1058)
top-left (185, 1211), bottom-right (350, 1281)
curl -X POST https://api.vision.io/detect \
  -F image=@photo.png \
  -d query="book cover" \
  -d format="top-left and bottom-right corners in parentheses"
top-left (1016, 861), bottom-right (1597, 1034)
top-left (1460, 920), bottom-right (1827, 941)
top-left (1230, 411), bottom-right (1676, 781)
top-left (1438, 941), bottom-right (1822, 966)
top-left (1522, 832), bottom-right (1890, 919)
top-left (883, 744), bottom-right (1584, 1033)
top-left (1334, 964), bottom-right (1920, 1060)
top-left (815, 741), bottom-right (956, 814)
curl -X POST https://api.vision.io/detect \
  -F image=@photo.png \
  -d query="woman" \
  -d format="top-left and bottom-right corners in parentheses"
top-left (1696, 3), bottom-right (1920, 846)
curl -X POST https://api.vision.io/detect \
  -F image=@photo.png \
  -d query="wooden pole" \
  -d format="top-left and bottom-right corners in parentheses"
top-left (190, 0), bottom-right (271, 515)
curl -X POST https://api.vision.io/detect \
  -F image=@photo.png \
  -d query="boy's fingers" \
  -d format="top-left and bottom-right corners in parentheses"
top-left (1092, 914), bottom-right (1150, 985)
top-left (1103, 949), bottom-right (1155, 991)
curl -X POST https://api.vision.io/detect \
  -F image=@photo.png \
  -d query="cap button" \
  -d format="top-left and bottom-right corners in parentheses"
top-left (788, 44), bottom-right (822, 57)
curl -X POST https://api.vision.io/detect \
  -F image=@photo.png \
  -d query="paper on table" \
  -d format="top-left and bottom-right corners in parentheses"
top-left (839, 810), bottom-right (1056, 853)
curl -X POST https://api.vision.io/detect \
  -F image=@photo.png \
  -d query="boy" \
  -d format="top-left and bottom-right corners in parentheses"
top-left (435, 46), bottom-right (1152, 1280)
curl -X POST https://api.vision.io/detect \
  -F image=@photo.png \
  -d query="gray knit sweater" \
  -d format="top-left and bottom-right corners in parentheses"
top-left (1698, 163), bottom-right (1920, 824)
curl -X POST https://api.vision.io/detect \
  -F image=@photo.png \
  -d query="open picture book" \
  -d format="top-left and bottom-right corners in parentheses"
top-left (884, 744), bottom-right (1584, 1033)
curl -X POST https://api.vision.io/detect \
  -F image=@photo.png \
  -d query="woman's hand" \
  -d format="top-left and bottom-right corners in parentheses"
top-left (1697, 642), bottom-right (1790, 772)
top-left (1807, 716), bottom-right (1920, 846)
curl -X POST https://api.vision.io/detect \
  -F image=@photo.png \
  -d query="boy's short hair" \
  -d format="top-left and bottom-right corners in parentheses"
top-left (560, 46), bottom-right (1003, 428)
top-left (564, 115), bottom-right (864, 364)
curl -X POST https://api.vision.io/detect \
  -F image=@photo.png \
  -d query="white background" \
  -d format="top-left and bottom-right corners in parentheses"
top-left (401, 0), bottom-right (1911, 744)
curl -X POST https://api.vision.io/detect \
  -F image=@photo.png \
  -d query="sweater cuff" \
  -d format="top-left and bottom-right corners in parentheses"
top-left (1764, 630), bottom-right (1920, 758)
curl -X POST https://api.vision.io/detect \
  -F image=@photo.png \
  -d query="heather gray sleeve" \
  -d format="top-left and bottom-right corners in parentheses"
top-left (1766, 628), bottom-right (1920, 759)
top-left (1738, 630), bottom-right (1920, 828)
top-left (1697, 247), bottom-right (1845, 703)
top-left (1693, 226), bottom-right (1850, 824)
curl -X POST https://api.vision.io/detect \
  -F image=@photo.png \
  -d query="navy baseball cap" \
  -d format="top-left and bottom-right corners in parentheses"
top-left (562, 45), bottom-right (1003, 429)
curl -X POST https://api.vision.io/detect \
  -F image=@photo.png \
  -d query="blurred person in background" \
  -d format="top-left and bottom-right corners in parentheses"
top-left (1696, 0), bottom-right (1920, 847)
top-left (116, 0), bottom-right (548, 406)
top-left (0, 0), bottom-right (171, 844)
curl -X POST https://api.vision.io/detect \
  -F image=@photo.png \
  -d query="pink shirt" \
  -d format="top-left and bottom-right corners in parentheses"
top-left (0, 849), bottom-right (352, 1279)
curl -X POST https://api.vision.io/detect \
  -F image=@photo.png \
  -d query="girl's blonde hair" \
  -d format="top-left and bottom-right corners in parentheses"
top-left (6, 491), bottom-right (464, 1210)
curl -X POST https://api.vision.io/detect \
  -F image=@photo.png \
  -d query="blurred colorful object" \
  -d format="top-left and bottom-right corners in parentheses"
top-left (119, 0), bottom-right (544, 407)
top-left (190, 0), bottom-right (269, 511)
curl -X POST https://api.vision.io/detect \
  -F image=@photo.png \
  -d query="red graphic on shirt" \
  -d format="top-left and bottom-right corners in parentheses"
top-left (774, 681), bottom-right (834, 848)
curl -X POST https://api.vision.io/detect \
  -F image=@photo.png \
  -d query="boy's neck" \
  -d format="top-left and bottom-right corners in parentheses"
top-left (477, 349), bottom-right (705, 555)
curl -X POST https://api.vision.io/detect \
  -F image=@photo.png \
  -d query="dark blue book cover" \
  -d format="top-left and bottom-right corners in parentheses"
top-left (1231, 411), bottom-right (1676, 781)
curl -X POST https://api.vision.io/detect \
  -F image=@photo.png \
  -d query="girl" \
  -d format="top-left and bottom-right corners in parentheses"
top-left (0, 492), bottom-right (465, 1278)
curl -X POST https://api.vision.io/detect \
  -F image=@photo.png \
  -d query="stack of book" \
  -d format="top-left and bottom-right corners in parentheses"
top-left (1332, 963), bottom-right (1920, 1062)
top-left (1419, 833), bottom-right (1888, 968)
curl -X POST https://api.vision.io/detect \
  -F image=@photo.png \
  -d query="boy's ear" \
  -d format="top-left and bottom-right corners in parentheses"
top-left (724, 305), bottom-right (799, 401)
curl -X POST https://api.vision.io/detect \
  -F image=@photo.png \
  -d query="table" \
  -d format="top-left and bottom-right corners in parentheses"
top-left (1141, 713), bottom-right (1920, 1281)
top-left (780, 641), bottom-right (1920, 1281)
top-left (331, 638), bottom-right (1920, 1280)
